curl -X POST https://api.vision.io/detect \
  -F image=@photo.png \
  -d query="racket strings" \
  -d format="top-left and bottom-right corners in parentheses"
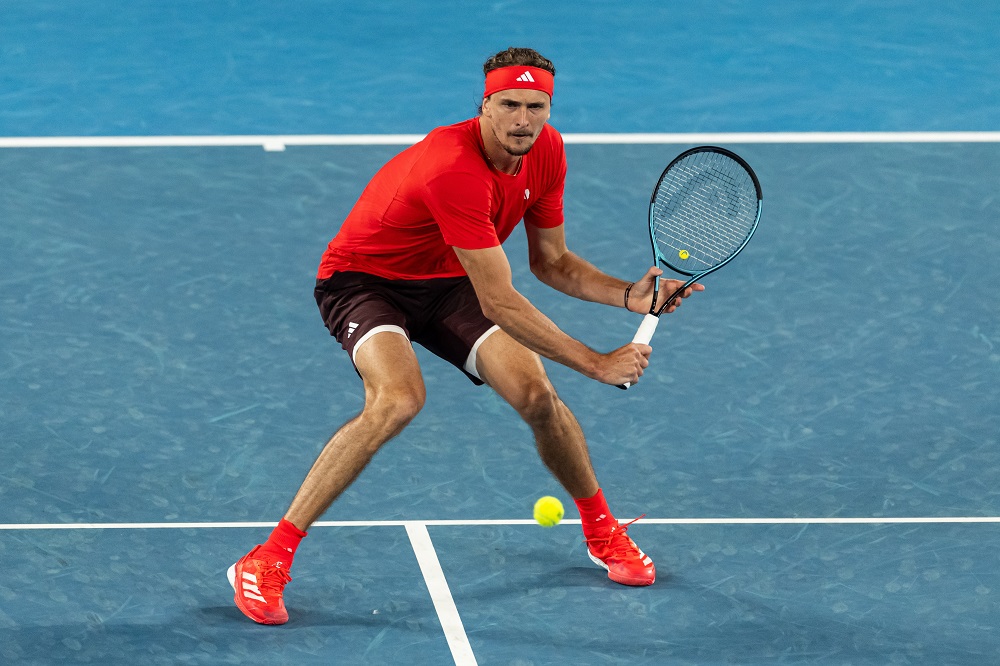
top-left (653, 196), bottom-right (753, 267)
top-left (652, 153), bottom-right (758, 271)
top-left (655, 167), bottom-right (756, 256)
top-left (655, 187), bottom-right (751, 253)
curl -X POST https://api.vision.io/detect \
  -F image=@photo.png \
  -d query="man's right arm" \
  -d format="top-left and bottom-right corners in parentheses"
top-left (453, 245), bottom-right (650, 386)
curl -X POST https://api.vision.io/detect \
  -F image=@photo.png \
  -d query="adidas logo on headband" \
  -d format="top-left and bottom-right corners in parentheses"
top-left (483, 66), bottom-right (554, 98)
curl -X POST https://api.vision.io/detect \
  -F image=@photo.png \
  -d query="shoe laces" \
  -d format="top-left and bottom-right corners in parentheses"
top-left (256, 562), bottom-right (292, 595)
top-left (586, 515), bottom-right (646, 558)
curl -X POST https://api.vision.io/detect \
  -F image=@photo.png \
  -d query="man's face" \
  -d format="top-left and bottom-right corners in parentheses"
top-left (482, 88), bottom-right (551, 156)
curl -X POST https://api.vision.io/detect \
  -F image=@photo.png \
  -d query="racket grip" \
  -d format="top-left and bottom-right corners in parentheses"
top-left (619, 314), bottom-right (660, 389)
top-left (631, 313), bottom-right (660, 345)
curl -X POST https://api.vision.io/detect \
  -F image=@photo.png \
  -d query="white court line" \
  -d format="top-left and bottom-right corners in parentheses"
top-left (565, 131), bottom-right (1000, 144)
top-left (3, 516), bottom-right (1000, 530)
top-left (0, 131), bottom-right (999, 150)
top-left (405, 523), bottom-right (478, 666)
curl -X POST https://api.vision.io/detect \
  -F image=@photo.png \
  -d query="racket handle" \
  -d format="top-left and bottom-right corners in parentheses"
top-left (619, 314), bottom-right (660, 389)
top-left (631, 313), bottom-right (660, 345)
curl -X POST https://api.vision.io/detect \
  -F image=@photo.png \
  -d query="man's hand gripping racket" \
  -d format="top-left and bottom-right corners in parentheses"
top-left (620, 146), bottom-right (763, 389)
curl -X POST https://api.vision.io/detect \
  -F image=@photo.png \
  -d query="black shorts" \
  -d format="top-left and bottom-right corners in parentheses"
top-left (314, 271), bottom-right (500, 385)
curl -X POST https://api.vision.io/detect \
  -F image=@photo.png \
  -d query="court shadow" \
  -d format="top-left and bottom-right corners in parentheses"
top-left (1, 604), bottom-right (451, 665)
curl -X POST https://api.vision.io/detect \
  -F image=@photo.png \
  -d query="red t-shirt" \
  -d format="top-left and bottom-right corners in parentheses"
top-left (317, 118), bottom-right (567, 280)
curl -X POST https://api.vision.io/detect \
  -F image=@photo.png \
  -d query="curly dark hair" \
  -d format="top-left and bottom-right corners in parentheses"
top-left (482, 47), bottom-right (555, 76)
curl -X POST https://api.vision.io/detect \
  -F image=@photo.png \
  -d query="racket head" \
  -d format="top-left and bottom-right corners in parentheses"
top-left (647, 146), bottom-right (762, 282)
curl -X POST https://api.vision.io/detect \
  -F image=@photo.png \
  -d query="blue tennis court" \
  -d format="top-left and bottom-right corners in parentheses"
top-left (2, 3), bottom-right (999, 664)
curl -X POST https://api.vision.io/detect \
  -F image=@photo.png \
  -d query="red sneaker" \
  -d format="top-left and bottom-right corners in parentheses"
top-left (585, 517), bottom-right (656, 586)
top-left (227, 545), bottom-right (293, 625)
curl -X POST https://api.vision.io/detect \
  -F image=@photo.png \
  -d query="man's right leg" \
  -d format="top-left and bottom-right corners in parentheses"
top-left (229, 331), bottom-right (425, 624)
top-left (284, 332), bottom-right (426, 529)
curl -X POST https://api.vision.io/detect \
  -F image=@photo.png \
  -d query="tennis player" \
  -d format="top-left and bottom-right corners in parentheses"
top-left (228, 47), bottom-right (703, 625)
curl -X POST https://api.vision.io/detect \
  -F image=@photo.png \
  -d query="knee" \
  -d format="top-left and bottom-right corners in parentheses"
top-left (509, 379), bottom-right (560, 426)
top-left (366, 386), bottom-right (425, 434)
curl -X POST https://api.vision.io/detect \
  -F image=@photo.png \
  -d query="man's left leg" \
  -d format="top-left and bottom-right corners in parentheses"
top-left (474, 329), bottom-right (655, 586)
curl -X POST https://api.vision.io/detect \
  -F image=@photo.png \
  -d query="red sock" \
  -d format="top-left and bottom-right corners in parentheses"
top-left (259, 518), bottom-right (307, 565)
top-left (574, 488), bottom-right (615, 537)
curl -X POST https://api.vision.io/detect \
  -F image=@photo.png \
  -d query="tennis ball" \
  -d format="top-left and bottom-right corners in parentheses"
top-left (533, 496), bottom-right (564, 527)
top-left (679, 250), bottom-right (690, 260)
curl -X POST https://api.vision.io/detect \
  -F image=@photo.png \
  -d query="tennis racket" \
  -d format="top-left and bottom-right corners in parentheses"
top-left (620, 146), bottom-right (762, 389)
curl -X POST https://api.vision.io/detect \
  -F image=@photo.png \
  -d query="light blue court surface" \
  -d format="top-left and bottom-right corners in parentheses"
top-left (2, 2), bottom-right (999, 135)
top-left (2, 2), bottom-right (1000, 665)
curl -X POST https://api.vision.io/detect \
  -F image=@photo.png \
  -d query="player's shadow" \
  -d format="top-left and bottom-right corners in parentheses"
top-left (0, 606), bottom-right (444, 664)
top-left (200, 604), bottom-right (373, 628)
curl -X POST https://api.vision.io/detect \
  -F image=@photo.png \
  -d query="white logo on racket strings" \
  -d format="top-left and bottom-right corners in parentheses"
top-left (515, 71), bottom-right (535, 83)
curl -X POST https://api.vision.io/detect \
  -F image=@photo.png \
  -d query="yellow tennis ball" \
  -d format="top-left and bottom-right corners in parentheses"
top-left (533, 496), bottom-right (564, 527)
top-left (679, 250), bottom-right (690, 260)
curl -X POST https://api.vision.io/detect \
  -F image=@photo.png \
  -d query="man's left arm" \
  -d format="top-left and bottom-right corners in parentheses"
top-left (525, 223), bottom-right (704, 315)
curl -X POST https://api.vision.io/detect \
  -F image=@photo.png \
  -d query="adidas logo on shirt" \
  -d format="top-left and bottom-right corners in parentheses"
top-left (515, 71), bottom-right (535, 83)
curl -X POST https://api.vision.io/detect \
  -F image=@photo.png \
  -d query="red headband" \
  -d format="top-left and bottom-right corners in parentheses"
top-left (483, 66), bottom-right (554, 99)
